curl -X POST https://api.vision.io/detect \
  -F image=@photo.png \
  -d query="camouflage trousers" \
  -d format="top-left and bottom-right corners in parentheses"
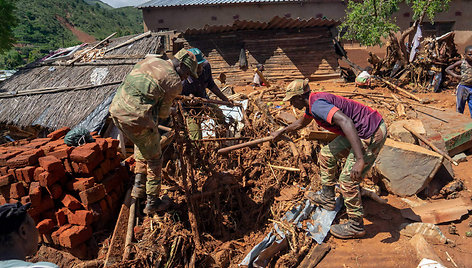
top-left (111, 117), bottom-right (162, 196)
top-left (319, 120), bottom-right (387, 218)
top-left (186, 104), bottom-right (227, 140)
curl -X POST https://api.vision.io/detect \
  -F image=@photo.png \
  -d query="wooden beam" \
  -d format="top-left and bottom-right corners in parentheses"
top-left (104, 31), bottom-right (152, 54)
top-left (298, 243), bottom-right (331, 268)
top-left (69, 32), bottom-right (117, 64)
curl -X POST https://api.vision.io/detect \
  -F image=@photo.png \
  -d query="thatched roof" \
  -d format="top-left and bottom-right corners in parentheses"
top-left (0, 32), bottom-right (165, 131)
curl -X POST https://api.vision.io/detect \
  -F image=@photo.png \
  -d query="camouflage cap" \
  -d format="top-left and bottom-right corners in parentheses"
top-left (174, 48), bottom-right (198, 78)
top-left (283, 78), bottom-right (310, 101)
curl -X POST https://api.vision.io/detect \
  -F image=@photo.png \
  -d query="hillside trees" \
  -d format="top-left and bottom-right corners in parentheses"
top-left (0, 0), bottom-right (17, 54)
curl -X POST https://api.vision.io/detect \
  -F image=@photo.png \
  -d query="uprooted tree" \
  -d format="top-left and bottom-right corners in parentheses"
top-left (340, 0), bottom-right (457, 91)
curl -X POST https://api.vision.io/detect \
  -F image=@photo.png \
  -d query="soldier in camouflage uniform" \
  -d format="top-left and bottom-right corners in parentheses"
top-left (272, 79), bottom-right (387, 239)
top-left (109, 49), bottom-right (198, 214)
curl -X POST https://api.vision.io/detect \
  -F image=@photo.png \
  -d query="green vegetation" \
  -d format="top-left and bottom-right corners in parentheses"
top-left (0, 0), bottom-right (17, 54)
top-left (0, 0), bottom-right (143, 69)
top-left (340, 0), bottom-right (451, 46)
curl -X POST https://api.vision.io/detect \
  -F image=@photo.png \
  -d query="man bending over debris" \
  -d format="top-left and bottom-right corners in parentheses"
top-left (446, 45), bottom-right (472, 117)
top-left (0, 202), bottom-right (58, 267)
top-left (272, 79), bottom-right (387, 239)
top-left (109, 49), bottom-right (198, 214)
top-left (355, 66), bottom-right (373, 88)
top-left (182, 48), bottom-right (231, 140)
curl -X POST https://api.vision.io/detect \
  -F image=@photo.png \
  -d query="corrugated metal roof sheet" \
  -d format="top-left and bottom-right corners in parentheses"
top-left (138, 0), bottom-right (306, 8)
top-left (183, 16), bottom-right (339, 35)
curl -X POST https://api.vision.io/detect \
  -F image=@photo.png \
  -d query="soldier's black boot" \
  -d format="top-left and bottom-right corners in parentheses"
top-left (306, 185), bottom-right (336, 211)
top-left (131, 173), bottom-right (146, 199)
top-left (143, 195), bottom-right (170, 215)
top-left (330, 216), bottom-right (366, 239)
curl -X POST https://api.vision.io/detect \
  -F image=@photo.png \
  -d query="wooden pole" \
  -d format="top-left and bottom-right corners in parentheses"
top-left (403, 125), bottom-right (458, 166)
top-left (380, 78), bottom-right (423, 102)
top-left (217, 136), bottom-right (273, 154)
top-left (122, 197), bottom-right (136, 261)
top-left (69, 32), bottom-right (117, 64)
top-left (104, 31), bottom-right (152, 53)
top-left (267, 164), bottom-right (301, 172)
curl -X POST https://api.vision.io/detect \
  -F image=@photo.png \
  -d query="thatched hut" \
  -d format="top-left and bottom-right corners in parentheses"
top-left (0, 32), bottom-right (172, 140)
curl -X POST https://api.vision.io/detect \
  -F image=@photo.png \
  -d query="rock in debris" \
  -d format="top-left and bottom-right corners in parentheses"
top-left (452, 152), bottom-right (467, 163)
top-left (375, 139), bottom-right (443, 196)
top-left (388, 120), bottom-right (426, 144)
top-left (399, 222), bottom-right (447, 244)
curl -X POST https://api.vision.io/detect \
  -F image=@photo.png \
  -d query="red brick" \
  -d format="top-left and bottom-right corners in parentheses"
top-left (90, 131), bottom-right (98, 136)
top-left (7, 169), bottom-right (16, 180)
top-left (88, 202), bottom-right (104, 222)
top-left (67, 177), bottom-right (95, 192)
top-left (110, 156), bottom-right (121, 169)
top-left (10, 182), bottom-right (25, 199)
top-left (20, 195), bottom-right (30, 205)
top-left (105, 147), bottom-right (118, 159)
top-left (56, 208), bottom-right (69, 226)
top-left (7, 149), bottom-right (44, 168)
top-left (21, 166), bottom-right (35, 183)
top-left (24, 138), bottom-right (51, 149)
top-left (47, 127), bottom-right (70, 141)
top-left (92, 168), bottom-right (103, 182)
top-left (38, 156), bottom-right (63, 172)
top-left (102, 173), bottom-right (122, 194)
top-left (29, 181), bottom-right (42, 205)
top-left (100, 159), bottom-right (111, 175)
top-left (79, 184), bottom-right (106, 206)
top-left (106, 138), bottom-right (119, 149)
top-left (95, 138), bottom-right (108, 151)
top-left (40, 195), bottom-right (55, 213)
top-left (67, 210), bottom-right (93, 226)
top-left (0, 151), bottom-right (22, 165)
top-left (36, 219), bottom-right (55, 234)
top-left (47, 184), bottom-right (63, 199)
top-left (15, 169), bottom-right (24, 181)
top-left (0, 166), bottom-right (8, 176)
top-left (63, 159), bottom-right (73, 174)
top-left (78, 161), bottom-right (99, 174)
top-left (109, 191), bottom-right (119, 210)
top-left (61, 194), bottom-right (82, 210)
top-left (81, 143), bottom-right (100, 154)
top-left (105, 194), bottom-right (113, 211)
top-left (39, 171), bottom-right (60, 187)
top-left (34, 167), bottom-right (44, 181)
top-left (52, 224), bottom-right (72, 245)
top-left (47, 146), bottom-right (73, 160)
top-left (59, 225), bottom-right (92, 248)
top-left (0, 195), bottom-right (7, 205)
top-left (0, 174), bottom-right (14, 187)
top-left (70, 148), bottom-right (97, 164)
top-left (71, 162), bottom-right (81, 174)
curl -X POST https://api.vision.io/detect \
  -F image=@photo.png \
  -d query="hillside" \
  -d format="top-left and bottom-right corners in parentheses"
top-left (0, 0), bottom-right (143, 69)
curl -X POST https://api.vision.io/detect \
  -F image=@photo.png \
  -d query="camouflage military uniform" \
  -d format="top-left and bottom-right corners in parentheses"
top-left (319, 121), bottom-right (387, 218)
top-left (109, 56), bottom-right (182, 196)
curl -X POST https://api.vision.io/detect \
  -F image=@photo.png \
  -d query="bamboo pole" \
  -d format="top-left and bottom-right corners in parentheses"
top-left (122, 197), bottom-right (136, 261)
top-left (403, 125), bottom-right (458, 166)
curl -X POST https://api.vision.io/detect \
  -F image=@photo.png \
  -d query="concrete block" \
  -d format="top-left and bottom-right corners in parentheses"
top-left (375, 139), bottom-right (443, 196)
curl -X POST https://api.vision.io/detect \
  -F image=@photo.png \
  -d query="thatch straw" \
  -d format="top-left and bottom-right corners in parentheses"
top-left (0, 33), bottom-right (165, 131)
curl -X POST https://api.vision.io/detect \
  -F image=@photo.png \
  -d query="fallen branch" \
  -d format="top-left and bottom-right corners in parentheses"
top-left (175, 95), bottom-right (240, 107)
top-left (217, 136), bottom-right (273, 154)
top-left (268, 164), bottom-right (301, 172)
top-left (403, 125), bottom-right (458, 165)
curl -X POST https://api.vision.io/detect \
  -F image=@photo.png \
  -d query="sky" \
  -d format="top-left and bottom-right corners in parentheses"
top-left (100, 0), bottom-right (150, 8)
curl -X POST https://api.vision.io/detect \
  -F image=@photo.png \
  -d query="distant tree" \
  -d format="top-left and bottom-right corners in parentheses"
top-left (0, 0), bottom-right (17, 54)
top-left (340, 0), bottom-right (451, 47)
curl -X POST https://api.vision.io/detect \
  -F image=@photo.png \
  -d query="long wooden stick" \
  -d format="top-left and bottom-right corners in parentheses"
top-left (268, 164), bottom-right (300, 172)
top-left (122, 197), bottom-right (136, 261)
top-left (403, 125), bottom-right (458, 166)
top-left (69, 32), bottom-right (117, 64)
top-left (104, 31), bottom-right (152, 53)
top-left (380, 78), bottom-right (423, 102)
top-left (0, 81), bottom-right (122, 98)
top-left (217, 136), bottom-right (273, 154)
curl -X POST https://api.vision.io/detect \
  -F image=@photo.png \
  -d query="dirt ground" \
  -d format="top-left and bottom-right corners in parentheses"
top-left (233, 79), bottom-right (472, 268)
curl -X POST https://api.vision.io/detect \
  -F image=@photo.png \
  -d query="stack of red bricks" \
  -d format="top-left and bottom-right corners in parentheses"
top-left (0, 127), bottom-right (129, 257)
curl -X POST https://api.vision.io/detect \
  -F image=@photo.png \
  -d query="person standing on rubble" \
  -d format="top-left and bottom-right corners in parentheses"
top-left (109, 49), bottom-right (198, 214)
top-left (271, 79), bottom-right (387, 239)
top-left (0, 202), bottom-right (59, 267)
top-left (446, 45), bottom-right (472, 117)
top-left (182, 48), bottom-right (231, 140)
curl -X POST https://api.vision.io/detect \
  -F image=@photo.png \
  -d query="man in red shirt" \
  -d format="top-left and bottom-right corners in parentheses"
top-left (272, 79), bottom-right (387, 239)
